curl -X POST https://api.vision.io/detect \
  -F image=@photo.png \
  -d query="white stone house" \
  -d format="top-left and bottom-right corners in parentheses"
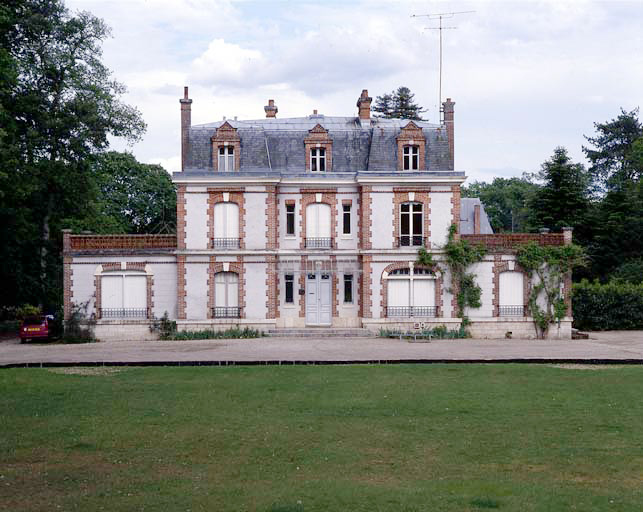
top-left (62, 88), bottom-right (573, 340)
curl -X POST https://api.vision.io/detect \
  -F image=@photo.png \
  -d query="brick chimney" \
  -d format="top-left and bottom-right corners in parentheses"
top-left (442, 97), bottom-right (455, 170)
top-left (357, 89), bottom-right (372, 123)
top-left (264, 99), bottom-right (278, 118)
top-left (179, 86), bottom-right (192, 171)
top-left (473, 204), bottom-right (481, 234)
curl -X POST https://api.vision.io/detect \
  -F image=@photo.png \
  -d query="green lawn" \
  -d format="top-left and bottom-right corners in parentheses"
top-left (1, 364), bottom-right (642, 511)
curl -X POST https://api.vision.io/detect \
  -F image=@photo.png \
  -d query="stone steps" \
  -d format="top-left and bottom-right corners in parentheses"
top-left (267, 328), bottom-right (373, 338)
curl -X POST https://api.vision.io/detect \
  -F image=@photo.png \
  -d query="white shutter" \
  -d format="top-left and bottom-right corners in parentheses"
top-left (318, 204), bottom-right (331, 238)
top-left (499, 272), bottom-right (523, 306)
top-left (227, 273), bottom-right (239, 307)
top-left (226, 203), bottom-right (239, 239)
top-left (214, 203), bottom-right (226, 238)
top-left (413, 279), bottom-right (435, 307)
top-left (388, 280), bottom-right (410, 307)
top-left (306, 204), bottom-right (318, 238)
top-left (101, 275), bottom-right (123, 309)
top-left (215, 272), bottom-right (226, 307)
top-left (123, 275), bottom-right (147, 309)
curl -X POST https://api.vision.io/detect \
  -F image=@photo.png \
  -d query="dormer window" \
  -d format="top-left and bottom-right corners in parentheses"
top-left (403, 146), bottom-right (419, 170)
top-left (218, 146), bottom-right (235, 172)
top-left (310, 148), bottom-right (326, 172)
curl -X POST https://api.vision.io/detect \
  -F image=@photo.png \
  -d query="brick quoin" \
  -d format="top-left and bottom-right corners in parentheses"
top-left (450, 184), bottom-right (461, 238)
top-left (359, 186), bottom-right (372, 250)
top-left (177, 185), bottom-right (187, 249)
top-left (265, 255), bottom-right (279, 319)
top-left (177, 255), bottom-right (187, 319)
top-left (360, 255), bottom-right (372, 318)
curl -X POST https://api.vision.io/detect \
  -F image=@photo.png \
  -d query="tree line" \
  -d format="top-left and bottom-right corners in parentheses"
top-left (0, 1), bottom-right (175, 314)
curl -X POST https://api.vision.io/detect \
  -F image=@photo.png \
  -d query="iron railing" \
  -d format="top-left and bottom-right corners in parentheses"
top-left (397, 235), bottom-right (425, 247)
top-left (305, 237), bottom-right (332, 249)
top-left (498, 305), bottom-right (525, 316)
top-left (212, 307), bottom-right (241, 318)
top-left (211, 238), bottom-right (241, 249)
top-left (100, 308), bottom-right (148, 319)
top-left (386, 306), bottom-right (437, 317)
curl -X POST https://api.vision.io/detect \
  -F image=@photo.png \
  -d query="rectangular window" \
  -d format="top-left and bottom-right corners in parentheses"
top-left (344, 274), bottom-right (353, 303)
top-left (342, 204), bottom-right (351, 235)
top-left (400, 202), bottom-right (423, 246)
top-left (403, 146), bottom-right (419, 171)
top-left (310, 148), bottom-right (326, 172)
top-left (286, 204), bottom-right (295, 235)
top-left (285, 274), bottom-right (294, 304)
top-left (218, 146), bottom-right (234, 171)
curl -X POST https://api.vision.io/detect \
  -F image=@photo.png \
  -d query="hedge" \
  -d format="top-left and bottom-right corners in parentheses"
top-left (573, 280), bottom-right (643, 330)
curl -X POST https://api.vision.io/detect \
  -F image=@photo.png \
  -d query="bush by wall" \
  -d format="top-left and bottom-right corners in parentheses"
top-left (573, 280), bottom-right (643, 330)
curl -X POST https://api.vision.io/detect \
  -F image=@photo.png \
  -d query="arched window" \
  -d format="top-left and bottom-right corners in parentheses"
top-left (101, 271), bottom-right (148, 318)
top-left (385, 266), bottom-right (436, 317)
top-left (306, 203), bottom-right (331, 248)
top-left (499, 271), bottom-right (524, 316)
top-left (399, 202), bottom-right (423, 246)
top-left (213, 202), bottom-right (240, 249)
top-left (213, 272), bottom-right (240, 318)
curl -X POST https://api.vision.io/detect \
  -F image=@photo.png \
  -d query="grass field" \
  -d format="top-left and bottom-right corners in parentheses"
top-left (1, 364), bottom-right (642, 511)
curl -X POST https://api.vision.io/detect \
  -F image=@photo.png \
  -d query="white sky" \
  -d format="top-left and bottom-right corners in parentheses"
top-left (66, 0), bottom-right (643, 183)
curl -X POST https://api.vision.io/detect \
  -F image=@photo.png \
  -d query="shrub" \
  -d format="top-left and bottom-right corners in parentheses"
top-left (378, 324), bottom-right (469, 339)
top-left (164, 326), bottom-right (264, 340)
top-left (573, 279), bottom-right (643, 330)
top-left (63, 301), bottom-right (96, 343)
top-left (149, 312), bottom-right (177, 340)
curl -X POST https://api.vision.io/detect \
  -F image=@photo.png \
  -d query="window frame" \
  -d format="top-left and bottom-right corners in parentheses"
top-left (285, 274), bottom-right (295, 304)
top-left (342, 203), bottom-right (351, 236)
top-left (217, 145), bottom-right (235, 172)
top-left (403, 145), bottom-right (420, 171)
top-left (343, 274), bottom-right (353, 304)
top-left (385, 266), bottom-right (437, 317)
top-left (399, 201), bottom-right (424, 246)
top-left (285, 203), bottom-right (296, 236)
top-left (310, 147), bottom-right (326, 172)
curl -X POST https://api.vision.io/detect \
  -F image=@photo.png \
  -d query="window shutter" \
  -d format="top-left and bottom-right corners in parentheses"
top-left (123, 275), bottom-right (147, 309)
top-left (388, 279), bottom-right (410, 307)
top-left (413, 279), bottom-right (435, 307)
top-left (499, 272), bottom-right (523, 306)
top-left (101, 275), bottom-right (123, 309)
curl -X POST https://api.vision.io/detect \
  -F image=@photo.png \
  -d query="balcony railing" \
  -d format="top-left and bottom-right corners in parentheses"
top-left (498, 305), bottom-right (525, 316)
top-left (386, 306), bottom-right (437, 317)
top-left (305, 237), bottom-right (333, 249)
top-left (212, 307), bottom-right (241, 318)
top-left (100, 308), bottom-right (148, 319)
top-left (211, 238), bottom-right (241, 249)
top-left (397, 235), bottom-right (425, 247)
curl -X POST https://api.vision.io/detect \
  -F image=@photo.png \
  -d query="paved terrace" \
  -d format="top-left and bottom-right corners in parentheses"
top-left (1, 331), bottom-right (643, 367)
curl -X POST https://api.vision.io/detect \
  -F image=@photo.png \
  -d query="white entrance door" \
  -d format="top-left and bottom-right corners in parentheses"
top-left (306, 273), bottom-right (332, 325)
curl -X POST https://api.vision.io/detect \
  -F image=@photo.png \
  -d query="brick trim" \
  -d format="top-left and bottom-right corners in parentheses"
top-left (450, 185), bottom-right (461, 238)
top-left (392, 189), bottom-right (431, 248)
top-left (208, 190), bottom-right (246, 249)
top-left (266, 185), bottom-right (278, 250)
top-left (147, 275), bottom-right (154, 319)
top-left (304, 124), bottom-right (333, 172)
top-left (63, 255), bottom-right (73, 320)
top-left (299, 190), bottom-right (337, 249)
top-left (94, 264), bottom-right (154, 320)
top-left (492, 256), bottom-right (530, 317)
top-left (211, 121), bottom-right (241, 171)
top-left (360, 255), bottom-right (372, 318)
top-left (94, 275), bottom-right (101, 319)
top-left (207, 257), bottom-right (246, 319)
top-left (177, 185), bottom-right (187, 249)
top-left (177, 255), bottom-right (186, 319)
top-left (266, 255), bottom-right (278, 319)
top-left (359, 186), bottom-right (372, 250)
top-left (380, 262), bottom-right (442, 318)
top-left (396, 122), bottom-right (426, 171)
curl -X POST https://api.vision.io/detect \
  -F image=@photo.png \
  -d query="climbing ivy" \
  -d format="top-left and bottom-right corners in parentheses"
top-left (516, 242), bottom-right (586, 338)
top-left (415, 246), bottom-right (435, 268)
top-left (443, 224), bottom-right (486, 317)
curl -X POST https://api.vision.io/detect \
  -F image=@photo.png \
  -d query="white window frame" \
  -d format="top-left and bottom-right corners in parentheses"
top-left (310, 147), bottom-right (326, 172)
top-left (403, 145), bottom-right (419, 171)
top-left (214, 271), bottom-right (240, 317)
top-left (400, 202), bottom-right (424, 246)
top-left (218, 145), bottom-right (235, 172)
top-left (385, 265), bottom-right (436, 317)
top-left (100, 271), bottom-right (148, 318)
top-left (342, 203), bottom-right (352, 237)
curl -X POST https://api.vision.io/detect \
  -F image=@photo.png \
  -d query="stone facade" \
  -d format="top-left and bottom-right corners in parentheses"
top-left (62, 89), bottom-right (574, 340)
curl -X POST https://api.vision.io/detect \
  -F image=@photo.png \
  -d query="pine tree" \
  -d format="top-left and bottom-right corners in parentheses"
top-left (373, 87), bottom-right (426, 120)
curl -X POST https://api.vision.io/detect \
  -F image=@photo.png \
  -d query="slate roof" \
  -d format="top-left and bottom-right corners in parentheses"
top-left (182, 115), bottom-right (454, 175)
top-left (460, 198), bottom-right (494, 235)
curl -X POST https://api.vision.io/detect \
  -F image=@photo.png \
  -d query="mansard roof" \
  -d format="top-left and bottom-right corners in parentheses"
top-left (182, 114), bottom-right (454, 175)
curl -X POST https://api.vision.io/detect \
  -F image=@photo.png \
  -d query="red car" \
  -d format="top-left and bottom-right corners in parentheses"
top-left (20, 315), bottom-right (51, 343)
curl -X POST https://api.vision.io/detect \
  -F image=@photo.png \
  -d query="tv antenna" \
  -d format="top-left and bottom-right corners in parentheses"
top-left (411, 10), bottom-right (475, 120)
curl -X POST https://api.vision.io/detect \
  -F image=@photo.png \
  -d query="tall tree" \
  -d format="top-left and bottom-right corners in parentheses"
top-left (373, 86), bottom-right (426, 120)
top-left (525, 147), bottom-right (590, 233)
top-left (583, 108), bottom-right (642, 192)
top-left (0, 0), bottom-right (145, 309)
top-left (462, 177), bottom-right (539, 233)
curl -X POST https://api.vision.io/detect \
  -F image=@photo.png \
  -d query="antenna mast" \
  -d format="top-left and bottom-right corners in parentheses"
top-left (411, 10), bottom-right (474, 121)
